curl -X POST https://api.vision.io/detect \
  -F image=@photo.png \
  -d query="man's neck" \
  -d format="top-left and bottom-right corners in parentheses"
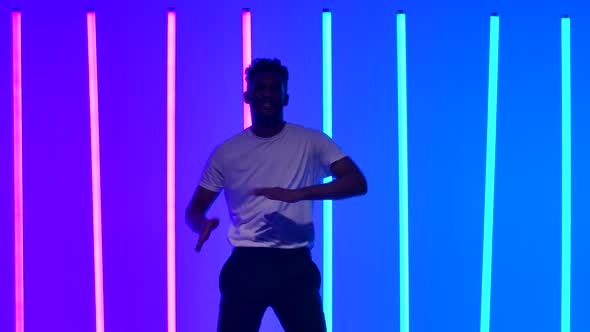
top-left (251, 121), bottom-right (286, 138)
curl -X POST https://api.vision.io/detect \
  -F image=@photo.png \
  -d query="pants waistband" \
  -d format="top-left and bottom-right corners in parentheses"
top-left (232, 246), bottom-right (311, 257)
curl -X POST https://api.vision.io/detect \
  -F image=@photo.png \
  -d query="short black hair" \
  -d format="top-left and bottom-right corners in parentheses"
top-left (245, 58), bottom-right (289, 91)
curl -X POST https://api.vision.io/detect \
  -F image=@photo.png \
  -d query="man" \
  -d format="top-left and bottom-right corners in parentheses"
top-left (186, 58), bottom-right (367, 332)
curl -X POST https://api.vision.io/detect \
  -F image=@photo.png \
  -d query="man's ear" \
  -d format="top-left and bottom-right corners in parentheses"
top-left (244, 90), bottom-right (252, 104)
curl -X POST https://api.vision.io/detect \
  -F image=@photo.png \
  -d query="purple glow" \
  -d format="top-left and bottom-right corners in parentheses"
top-left (86, 10), bottom-right (105, 332)
top-left (12, 10), bottom-right (24, 332)
top-left (242, 9), bottom-right (252, 129)
top-left (166, 9), bottom-right (177, 332)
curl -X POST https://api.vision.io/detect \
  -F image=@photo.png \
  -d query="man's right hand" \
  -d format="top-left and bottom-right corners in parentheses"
top-left (186, 186), bottom-right (221, 252)
top-left (194, 217), bottom-right (219, 252)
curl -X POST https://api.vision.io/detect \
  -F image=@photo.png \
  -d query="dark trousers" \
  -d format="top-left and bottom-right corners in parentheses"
top-left (217, 247), bottom-right (327, 332)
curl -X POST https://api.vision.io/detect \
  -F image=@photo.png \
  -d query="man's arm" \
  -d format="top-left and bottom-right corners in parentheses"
top-left (299, 156), bottom-right (367, 200)
top-left (186, 186), bottom-right (221, 251)
top-left (186, 186), bottom-right (219, 221)
top-left (252, 157), bottom-right (367, 202)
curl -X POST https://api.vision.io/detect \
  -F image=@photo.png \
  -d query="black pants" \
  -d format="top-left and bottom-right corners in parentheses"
top-left (218, 247), bottom-right (327, 332)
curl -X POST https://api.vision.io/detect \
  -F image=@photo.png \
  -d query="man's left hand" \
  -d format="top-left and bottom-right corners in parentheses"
top-left (252, 187), bottom-right (304, 203)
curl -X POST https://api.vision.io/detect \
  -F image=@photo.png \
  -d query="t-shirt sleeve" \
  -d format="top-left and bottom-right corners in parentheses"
top-left (315, 132), bottom-right (347, 178)
top-left (199, 146), bottom-right (224, 192)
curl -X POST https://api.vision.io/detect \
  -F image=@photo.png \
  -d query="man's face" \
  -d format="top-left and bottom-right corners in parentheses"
top-left (246, 72), bottom-right (288, 118)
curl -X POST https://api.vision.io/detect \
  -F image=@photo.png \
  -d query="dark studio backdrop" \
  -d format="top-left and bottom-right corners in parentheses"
top-left (0, 0), bottom-right (589, 331)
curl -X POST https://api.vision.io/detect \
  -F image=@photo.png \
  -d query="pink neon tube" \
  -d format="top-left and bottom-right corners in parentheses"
top-left (242, 9), bottom-right (252, 129)
top-left (166, 9), bottom-right (177, 332)
top-left (12, 10), bottom-right (24, 332)
top-left (86, 10), bottom-right (105, 332)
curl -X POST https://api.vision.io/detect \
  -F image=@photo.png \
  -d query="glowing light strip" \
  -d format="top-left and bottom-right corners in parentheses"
top-left (321, 9), bottom-right (333, 332)
top-left (166, 9), bottom-right (177, 332)
top-left (12, 10), bottom-right (24, 332)
top-left (396, 11), bottom-right (409, 332)
top-left (242, 8), bottom-right (252, 129)
top-left (480, 13), bottom-right (499, 332)
top-left (561, 15), bottom-right (571, 332)
top-left (86, 10), bottom-right (105, 332)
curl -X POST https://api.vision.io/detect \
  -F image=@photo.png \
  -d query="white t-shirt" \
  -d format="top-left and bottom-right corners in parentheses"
top-left (199, 122), bottom-right (347, 249)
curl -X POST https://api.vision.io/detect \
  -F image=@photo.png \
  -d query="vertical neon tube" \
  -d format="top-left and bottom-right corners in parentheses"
top-left (561, 15), bottom-right (571, 332)
top-left (396, 11), bottom-right (409, 332)
top-left (166, 9), bottom-right (177, 332)
top-left (242, 8), bottom-right (252, 129)
top-left (321, 9), bottom-right (333, 332)
top-left (86, 10), bottom-right (105, 332)
top-left (480, 13), bottom-right (499, 332)
top-left (12, 9), bottom-right (24, 332)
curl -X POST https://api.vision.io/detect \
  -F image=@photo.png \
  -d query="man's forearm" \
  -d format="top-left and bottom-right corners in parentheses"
top-left (185, 206), bottom-right (205, 231)
top-left (185, 206), bottom-right (205, 221)
top-left (298, 173), bottom-right (367, 201)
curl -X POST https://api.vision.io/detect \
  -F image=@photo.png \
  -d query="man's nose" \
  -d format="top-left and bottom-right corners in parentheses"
top-left (261, 89), bottom-right (273, 98)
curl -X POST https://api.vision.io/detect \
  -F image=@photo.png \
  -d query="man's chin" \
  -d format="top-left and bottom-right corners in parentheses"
top-left (252, 112), bottom-right (282, 124)
top-left (253, 109), bottom-right (279, 117)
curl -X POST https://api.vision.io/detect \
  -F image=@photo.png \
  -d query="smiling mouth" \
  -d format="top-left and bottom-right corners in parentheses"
top-left (262, 101), bottom-right (273, 110)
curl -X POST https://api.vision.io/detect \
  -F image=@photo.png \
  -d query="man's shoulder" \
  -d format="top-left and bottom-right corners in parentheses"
top-left (218, 128), bottom-right (250, 146)
top-left (209, 128), bottom-right (250, 157)
top-left (286, 123), bottom-right (325, 138)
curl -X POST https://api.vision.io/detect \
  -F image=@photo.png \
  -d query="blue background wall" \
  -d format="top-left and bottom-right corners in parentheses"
top-left (1, 0), bottom-right (589, 331)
